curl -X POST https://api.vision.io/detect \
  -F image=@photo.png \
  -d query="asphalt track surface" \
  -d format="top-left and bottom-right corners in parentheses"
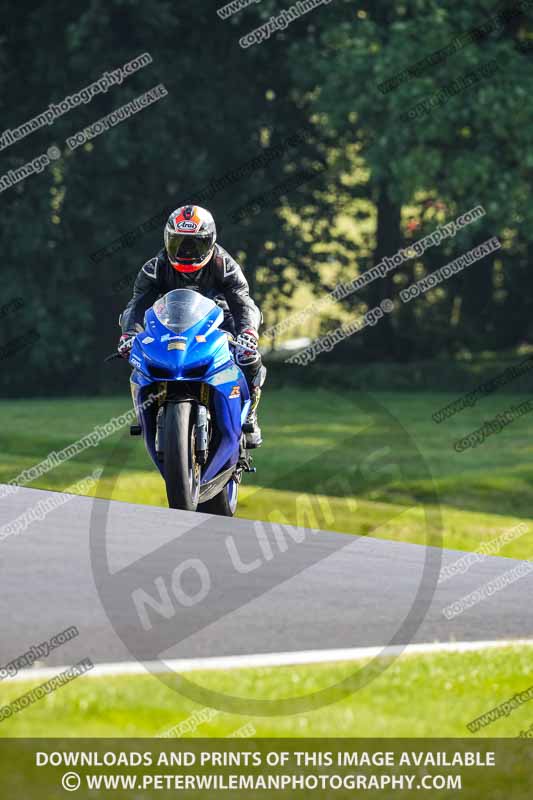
top-left (0, 486), bottom-right (531, 669)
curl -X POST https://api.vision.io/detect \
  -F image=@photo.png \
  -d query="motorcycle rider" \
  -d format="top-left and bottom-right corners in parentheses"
top-left (118, 205), bottom-right (265, 448)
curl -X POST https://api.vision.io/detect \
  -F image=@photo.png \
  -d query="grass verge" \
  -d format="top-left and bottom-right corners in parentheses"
top-left (0, 389), bottom-right (532, 558)
top-left (0, 646), bottom-right (531, 738)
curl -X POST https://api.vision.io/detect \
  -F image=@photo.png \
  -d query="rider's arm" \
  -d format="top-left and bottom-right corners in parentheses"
top-left (121, 256), bottom-right (162, 333)
top-left (215, 249), bottom-right (261, 335)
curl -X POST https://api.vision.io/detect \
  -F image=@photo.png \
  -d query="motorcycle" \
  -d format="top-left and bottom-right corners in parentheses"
top-left (114, 288), bottom-right (256, 515)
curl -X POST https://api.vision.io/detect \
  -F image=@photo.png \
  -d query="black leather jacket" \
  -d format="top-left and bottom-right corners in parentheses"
top-left (121, 244), bottom-right (261, 335)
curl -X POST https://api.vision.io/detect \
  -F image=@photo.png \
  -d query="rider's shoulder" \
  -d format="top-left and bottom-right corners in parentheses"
top-left (141, 250), bottom-right (166, 281)
top-left (213, 244), bottom-right (241, 278)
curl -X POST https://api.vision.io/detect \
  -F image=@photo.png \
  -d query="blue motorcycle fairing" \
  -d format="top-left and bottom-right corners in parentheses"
top-left (128, 290), bottom-right (251, 485)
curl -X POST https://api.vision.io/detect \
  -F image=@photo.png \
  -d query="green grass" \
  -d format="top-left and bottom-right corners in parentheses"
top-left (1, 393), bottom-right (531, 742)
top-left (0, 388), bottom-right (532, 558)
top-left (0, 646), bottom-right (531, 737)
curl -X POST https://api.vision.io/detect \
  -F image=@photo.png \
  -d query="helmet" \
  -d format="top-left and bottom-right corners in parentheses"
top-left (164, 205), bottom-right (217, 273)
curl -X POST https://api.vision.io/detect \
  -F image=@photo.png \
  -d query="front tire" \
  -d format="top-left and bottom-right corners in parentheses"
top-left (198, 478), bottom-right (239, 517)
top-left (164, 402), bottom-right (201, 511)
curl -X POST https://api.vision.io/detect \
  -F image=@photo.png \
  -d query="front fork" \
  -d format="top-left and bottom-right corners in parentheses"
top-left (143, 381), bottom-right (256, 478)
top-left (195, 383), bottom-right (210, 465)
top-left (154, 383), bottom-right (211, 467)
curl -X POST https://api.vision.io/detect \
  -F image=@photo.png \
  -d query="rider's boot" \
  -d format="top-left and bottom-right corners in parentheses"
top-left (243, 385), bottom-right (262, 448)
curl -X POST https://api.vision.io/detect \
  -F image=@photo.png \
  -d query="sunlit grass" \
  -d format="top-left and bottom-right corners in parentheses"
top-left (0, 388), bottom-right (532, 558)
top-left (0, 646), bottom-right (530, 738)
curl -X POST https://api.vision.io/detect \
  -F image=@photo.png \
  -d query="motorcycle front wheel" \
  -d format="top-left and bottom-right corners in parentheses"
top-left (163, 401), bottom-right (201, 511)
top-left (198, 478), bottom-right (239, 517)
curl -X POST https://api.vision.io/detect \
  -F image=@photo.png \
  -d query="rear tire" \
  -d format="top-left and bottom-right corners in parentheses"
top-left (198, 478), bottom-right (239, 517)
top-left (164, 402), bottom-right (201, 511)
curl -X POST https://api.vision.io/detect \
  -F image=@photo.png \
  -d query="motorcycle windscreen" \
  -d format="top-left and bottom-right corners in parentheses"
top-left (153, 289), bottom-right (217, 334)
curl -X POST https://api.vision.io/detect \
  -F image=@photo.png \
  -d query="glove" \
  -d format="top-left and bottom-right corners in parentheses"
top-left (118, 333), bottom-right (136, 359)
top-left (235, 328), bottom-right (259, 366)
